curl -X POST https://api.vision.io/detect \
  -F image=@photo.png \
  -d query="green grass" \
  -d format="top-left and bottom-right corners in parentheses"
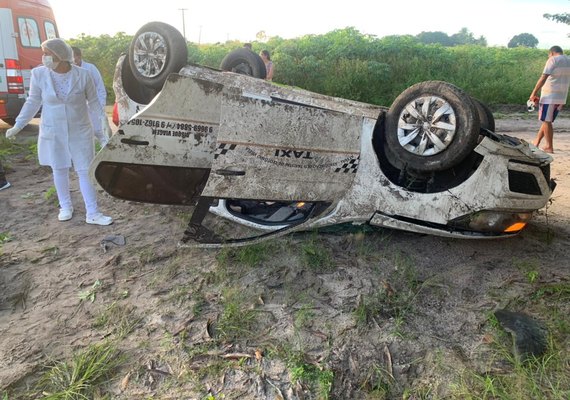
top-left (530, 282), bottom-right (570, 302)
top-left (0, 232), bottom-right (12, 257)
top-left (214, 288), bottom-right (259, 342)
top-left (36, 341), bottom-right (125, 399)
top-left (283, 348), bottom-right (334, 400)
top-left (0, 137), bottom-right (36, 163)
top-left (513, 258), bottom-right (541, 284)
top-left (43, 186), bottom-right (58, 206)
top-left (0, 232), bottom-right (12, 244)
top-left (301, 234), bottom-right (333, 270)
top-left (352, 228), bottom-right (392, 261)
top-left (191, 291), bottom-right (208, 318)
top-left (93, 301), bottom-right (140, 339)
top-left (208, 241), bottom-right (279, 285)
top-left (294, 303), bottom-right (315, 330)
top-left (291, 363), bottom-right (334, 399)
top-left (78, 280), bottom-right (102, 303)
top-left (165, 284), bottom-right (194, 306)
top-left (233, 242), bottom-right (272, 266)
top-left (448, 299), bottom-right (570, 399)
top-left (147, 256), bottom-right (186, 289)
top-left (354, 292), bottom-right (383, 328)
top-left (451, 347), bottom-right (570, 399)
top-left (137, 246), bottom-right (156, 266)
top-left (354, 251), bottom-right (424, 334)
top-left (216, 241), bottom-right (275, 269)
top-left (359, 363), bottom-right (396, 399)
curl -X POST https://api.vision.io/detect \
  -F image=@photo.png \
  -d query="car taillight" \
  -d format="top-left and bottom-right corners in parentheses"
top-left (5, 59), bottom-right (25, 94)
top-left (112, 103), bottom-right (119, 126)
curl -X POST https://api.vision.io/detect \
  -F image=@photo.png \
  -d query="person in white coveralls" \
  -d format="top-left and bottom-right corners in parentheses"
top-left (72, 46), bottom-right (107, 136)
top-left (5, 38), bottom-right (113, 225)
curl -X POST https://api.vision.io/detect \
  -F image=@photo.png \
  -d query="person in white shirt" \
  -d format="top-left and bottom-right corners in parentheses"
top-left (5, 38), bottom-right (112, 225)
top-left (529, 45), bottom-right (570, 154)
top-left (72, 46), bottom-right (108, 143)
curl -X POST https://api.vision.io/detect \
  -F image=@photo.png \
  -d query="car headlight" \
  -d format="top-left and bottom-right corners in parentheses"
top-left (450, 211), bottom-right (533, 233)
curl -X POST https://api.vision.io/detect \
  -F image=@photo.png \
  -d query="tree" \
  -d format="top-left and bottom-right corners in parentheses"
top-left (416, 31), bottom-right (453, 46)
top-left (415, 29), bottom-right (486, 47)
top-left (508, 33), bottom-right (539, 48)
top-left (543, 13), bottom-right (570, 37)
top-left (450, 28), bottom-right (487, 46)
top-left (544, 12), bottom-right (570, 25)
top-left (544, 12), bottom-right (570, 37)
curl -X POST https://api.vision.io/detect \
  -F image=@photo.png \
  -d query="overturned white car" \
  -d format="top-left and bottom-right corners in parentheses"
top-left (91, 22), bottom-right (555, 247)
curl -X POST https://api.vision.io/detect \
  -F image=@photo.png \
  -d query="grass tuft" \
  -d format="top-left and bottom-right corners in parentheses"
top-left (37, 341), bottom-right (125, 399)
top-left (43, 186), bottom-right (58, 206)
top-left (215, 288), bottom-right (259, 342)
top-left (284, 349), bottom-right (334, 400)
top-left (93, 301), bottom-right (141, 339)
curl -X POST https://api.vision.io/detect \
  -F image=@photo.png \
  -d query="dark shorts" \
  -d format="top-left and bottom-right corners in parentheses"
top-left (539, 103), bottom-right (563, 122)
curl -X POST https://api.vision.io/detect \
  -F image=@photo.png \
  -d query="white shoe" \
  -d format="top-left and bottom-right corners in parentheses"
top-left (0, 181), bottom-right (10, 191)
top-left (58, 207), bottom-right (73, 221)
top-left (86, 213), bottom-right (113, 226)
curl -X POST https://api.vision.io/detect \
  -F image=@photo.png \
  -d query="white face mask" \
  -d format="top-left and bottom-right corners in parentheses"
top-left (42, 55), bottom-right (60, 70)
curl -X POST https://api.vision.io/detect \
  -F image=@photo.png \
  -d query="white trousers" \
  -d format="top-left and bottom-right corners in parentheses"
top-left (52, 167), bottom-right (98, 218)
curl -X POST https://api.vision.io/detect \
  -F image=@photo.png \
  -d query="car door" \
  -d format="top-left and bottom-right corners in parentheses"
top-left (202, 86), bottom-right (364, 202)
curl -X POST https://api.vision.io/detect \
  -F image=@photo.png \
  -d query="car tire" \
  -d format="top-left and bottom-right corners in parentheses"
top-left (472, 97), bottom-right (495, 132)
top-left (128, 22), bottom-right (188, 90)
top-left (121, 55), bottom-right (159, 105)
top-left (385, 81), bottom-right (480, 172)
top-left (220, 48), bottom-right (267, 79)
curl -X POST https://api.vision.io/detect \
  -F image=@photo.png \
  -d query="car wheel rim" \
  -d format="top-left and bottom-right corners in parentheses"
top-left (133, 32), bottom-right (168, 78)
top-left (397, 96), bottom-right (457, 156)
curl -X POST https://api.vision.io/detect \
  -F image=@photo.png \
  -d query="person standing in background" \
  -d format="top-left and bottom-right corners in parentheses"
top-left (529, 45), bottom-right (570, 154)
top-left (260, 50), bottom-right (274, 81)
top-left (5, 38), bottom-right (112, 225)
top-left (72, 46), bottom-right (109, 145)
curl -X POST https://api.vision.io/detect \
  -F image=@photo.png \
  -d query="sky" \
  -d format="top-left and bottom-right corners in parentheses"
top-left (49, 0), bottom-right (570, 49)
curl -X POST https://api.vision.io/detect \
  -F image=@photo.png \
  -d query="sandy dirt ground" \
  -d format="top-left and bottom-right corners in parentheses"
top-left (0, 113), bottom-right (569, 399)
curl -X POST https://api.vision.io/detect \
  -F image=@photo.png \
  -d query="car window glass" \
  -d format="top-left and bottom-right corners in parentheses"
top-left (44, 21), bottom-right (57, 40)
top-left (18, 17), bottom-right (41, 48)
top-left (94, 162), bottom-right (210, 205)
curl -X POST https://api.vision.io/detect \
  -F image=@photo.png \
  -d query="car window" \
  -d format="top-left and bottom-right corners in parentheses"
top-left (18, 17), bottom-right (41, 48)
top-left (44, 21), bottom-right (57, 40)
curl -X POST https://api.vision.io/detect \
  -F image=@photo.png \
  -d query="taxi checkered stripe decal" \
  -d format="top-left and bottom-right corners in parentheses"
top-left (335, 157), bottom-right (360, 173)
top-left (214, 143), bottom-right (237, 159)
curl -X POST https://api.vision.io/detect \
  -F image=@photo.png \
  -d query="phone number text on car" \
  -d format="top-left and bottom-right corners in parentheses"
top-left (128, 118), bottom-right (214, 134)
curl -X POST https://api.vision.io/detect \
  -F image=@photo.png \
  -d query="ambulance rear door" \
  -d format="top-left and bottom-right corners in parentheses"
top-left (0, 8), bottom-right (18, 92)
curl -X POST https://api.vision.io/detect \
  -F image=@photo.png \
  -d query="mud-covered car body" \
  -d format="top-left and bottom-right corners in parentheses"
top-left (91, 23), bottom-right (555, 247)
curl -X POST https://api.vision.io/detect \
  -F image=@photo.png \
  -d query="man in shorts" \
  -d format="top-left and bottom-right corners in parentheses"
top-left (529, 45), bottom-right (570, 154)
